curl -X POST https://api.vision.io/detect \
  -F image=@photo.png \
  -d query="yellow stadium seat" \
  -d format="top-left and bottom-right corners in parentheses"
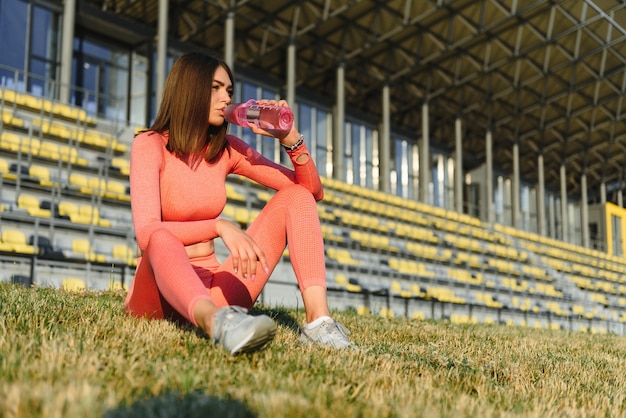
top-left (356, 305), bottom-right (370, 316)
top-left (111, 157), bottom-right (130, 175)
top-left (380, 307), bottom-right (395, 319)
top-left (87, 177), bottom-right (106, 194)
top-left (78, 205), bottom-right (111, 227)
top-left (226, 183), bottom-right (245, 201)
top-left (334, 274), bottom-right (362, 293)
top-left (412, 311), bottom-right (426, 320)
top-left (0, 157), bottom-right (16, 180)
top-left (38, 141), bottom-right (60, 160)
top-left (17, 194), bottom-right (51, 218)
top-left (1, 229), bottom-right (37, 254)
top-left (108, 281), bottom-right (128, 291)
top-left (71, 239), bottom-right (106, 263)
top-left (69, 172), bottom-right (89, 190)
top-left (62, 278), bottom-right (86, 292)
top-left (390, 280), bottom-right (412, 298)
top-left (105, 180), bottom-right (129, 201)
top-left (0, 131), bottom-right (20, 151)
top-left (326, 247), bottom-right (361, 265)
top-left (58, 200), bottom-right (79, 217)
top-left (257, 190), bottom-right (272, 202)
top-left (28, 165), bottom-right (55, 187)
top-left (1, 110), bottom-right (24, 128)
top-left (233, 207), bottom-right (251, 225)
top-left (112, 244), bottom-right (136, 266)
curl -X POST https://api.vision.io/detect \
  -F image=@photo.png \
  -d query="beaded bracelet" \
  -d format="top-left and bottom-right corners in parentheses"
top-left (282, 134), bottom-right (305, 151)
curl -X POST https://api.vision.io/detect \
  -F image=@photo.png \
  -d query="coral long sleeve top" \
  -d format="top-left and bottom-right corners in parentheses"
top-left (129, 131), bottom-right (323, 252)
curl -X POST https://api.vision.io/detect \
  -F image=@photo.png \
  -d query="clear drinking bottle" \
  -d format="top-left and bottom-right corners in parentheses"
top-left (224, 99), bottom-right (294, 136)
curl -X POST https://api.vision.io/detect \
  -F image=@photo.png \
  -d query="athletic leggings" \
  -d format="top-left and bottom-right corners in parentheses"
top-left (124, 184), bottom-right (326, 326)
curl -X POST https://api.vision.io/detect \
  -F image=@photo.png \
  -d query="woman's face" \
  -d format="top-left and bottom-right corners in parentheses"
top-left (209, 65), bottom-right (233, 126)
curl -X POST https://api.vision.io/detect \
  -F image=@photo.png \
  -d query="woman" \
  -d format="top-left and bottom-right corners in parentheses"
top-left (124, 51), bottom-right (351, 355)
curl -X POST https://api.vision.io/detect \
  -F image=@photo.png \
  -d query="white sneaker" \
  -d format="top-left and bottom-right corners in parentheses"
top-left (299, 317), bottom-right (352, 349)
top-left (213, 306), bottom-right (277, 355)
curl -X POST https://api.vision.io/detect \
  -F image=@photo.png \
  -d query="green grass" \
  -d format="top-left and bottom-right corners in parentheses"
top-left (1, 283), bottom-right (626, 418)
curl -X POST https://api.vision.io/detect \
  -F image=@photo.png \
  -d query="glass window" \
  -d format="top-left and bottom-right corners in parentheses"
top-left (316, 108), bottom-right (329, 177)
top-left (260, 89), bottom-right (278, 159)
top-left (350, 123), bottom-right (361, 186)
top-left (72, 37), bottom-right (129, 122)
top-left (240, 82), bottom-right (258, 148)
top-left (28, 4), bottom-right (60, 97)
top-left (0, 0), bottom-right (28, 88)
top-left (295, 102), bottom-right (313, 166)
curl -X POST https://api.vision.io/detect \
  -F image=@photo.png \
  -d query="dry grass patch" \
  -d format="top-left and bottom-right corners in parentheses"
top-left (1, 283), bottom-right (626, 417)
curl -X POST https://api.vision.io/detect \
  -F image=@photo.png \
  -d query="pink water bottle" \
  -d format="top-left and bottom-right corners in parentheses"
top-left (224, 99), bottom-right (294, 136)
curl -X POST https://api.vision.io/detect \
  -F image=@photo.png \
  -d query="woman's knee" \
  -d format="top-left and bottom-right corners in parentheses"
top-left (274, 184), bottom-right (316, 206)
top-left (144, 228), bottom-right (182, 253)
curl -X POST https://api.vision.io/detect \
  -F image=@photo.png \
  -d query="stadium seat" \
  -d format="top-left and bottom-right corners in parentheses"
top-left (0, 131), bottom-right (20, 152)
top-left (475, 292), bottom-right (503, 308)
top-left (105, 180), bottom-right (129, 201)
top-left (409, 283), bottom-right (426, 298)
top-left (58, 145), bottom-right (86, 165)
top-left (38, 141), bottom-right (61, 160)
top-left (112, 244), bottom-right (136, 266)
top-left (17, 194), bottom-right (52, 218)
top-left (78, 205), bottom-right (112, 227)
top-left (380, 307), bottom-right (395, 319)
top-left (108, 280), bottom-right (128, 291)
top-left (233, 207), bottom-right (251, 225)
top-left (62, 278), bottom-right (86, 291)
top-left (321, 224), bottom-right (343, 242)
top-left (0, 229), bottom-right (37, 254)
top-left (326, 247), bottom-right (361, 266)
top-left (69, 172), bottom-right (89, 190)
top-left (28, 165), bottom-right (55, 187)
top-left (390, 280), bottom-right (412, 298)
top-left (0, 157), bottom-right (17, 180)
top-left (111, 157), bottom-right (130, 176)
top-left (221, 204), bottom-right (235, 219)
top-left (356, 305), bottom-right (370, 316)
top-left (87, 177), bottom-right (107, 195)
top-left (71, 239), bottom-right (106, 263)
top-left (410, 311), bottom-right (424, 320)
top-left (256, 190), bottom-right (272, 202)
top-left (57, 200), bottom-right (79, 218)
top-left (51, 102), bottom-right (85, 122)
top-left (226, 183), bottom-right (245, 201)
top-left (1, 110), bottom-right (24, 128)
top-left (334, 274), bottom-right (362, 293)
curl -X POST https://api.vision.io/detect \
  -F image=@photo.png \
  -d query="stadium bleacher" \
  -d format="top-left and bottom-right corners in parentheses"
top-left (1, 85), bottom-right (626, 336)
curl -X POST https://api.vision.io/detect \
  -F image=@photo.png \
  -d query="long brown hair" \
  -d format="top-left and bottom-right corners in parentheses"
top-left (149, 51), bottom-right (233, 164)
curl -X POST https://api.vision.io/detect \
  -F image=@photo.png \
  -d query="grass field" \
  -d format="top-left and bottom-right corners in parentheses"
top-left (1, 283), bottom-right (626, 418)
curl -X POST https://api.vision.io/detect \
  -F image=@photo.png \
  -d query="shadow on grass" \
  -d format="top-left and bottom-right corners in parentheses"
top-left (170, 305), bottom-right (301, 340)
top-left (103, 390), bottom-right (256, 418)
top-left (252, 305), bottom-right (301, 333)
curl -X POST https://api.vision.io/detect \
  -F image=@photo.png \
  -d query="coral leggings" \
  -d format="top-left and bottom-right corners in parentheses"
top-left (124, 184), bottom-right (326, 326)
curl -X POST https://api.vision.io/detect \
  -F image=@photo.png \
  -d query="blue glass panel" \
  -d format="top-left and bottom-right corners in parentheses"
top-left (0, 0), bottom-right (27, 85)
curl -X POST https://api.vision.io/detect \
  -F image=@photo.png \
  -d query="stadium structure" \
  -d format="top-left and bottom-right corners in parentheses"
top-left (2, 0), bottom-right (626, 334)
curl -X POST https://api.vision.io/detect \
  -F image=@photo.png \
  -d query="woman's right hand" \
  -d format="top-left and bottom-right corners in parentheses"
top-left (216, 219), bottom-right (269, 281)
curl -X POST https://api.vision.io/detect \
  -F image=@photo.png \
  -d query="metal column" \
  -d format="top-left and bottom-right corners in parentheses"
top-left (380, 83), bottom-right (391, 194)
top-left (332, 63), bottom-right (345, 181)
